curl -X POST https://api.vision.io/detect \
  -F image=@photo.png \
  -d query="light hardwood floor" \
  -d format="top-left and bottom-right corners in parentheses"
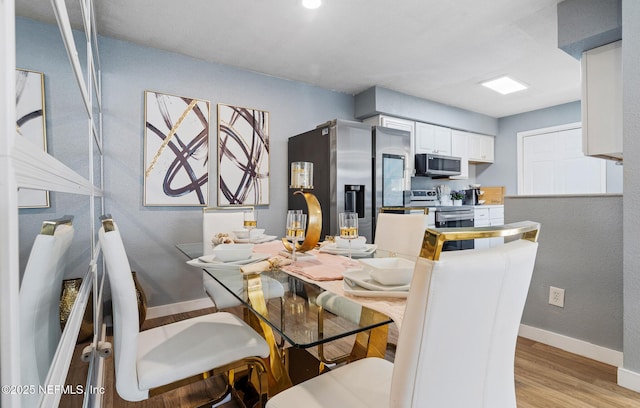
top-left (61, 307), bottom-right (640, 407)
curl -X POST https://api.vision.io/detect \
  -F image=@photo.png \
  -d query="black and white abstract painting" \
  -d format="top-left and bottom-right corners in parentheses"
top-left (217, 104), bottom-right (270, 206)
top-left (144, 91), bottom-right (210, 206)
top-left (16, 69), bottom-right (49, 208)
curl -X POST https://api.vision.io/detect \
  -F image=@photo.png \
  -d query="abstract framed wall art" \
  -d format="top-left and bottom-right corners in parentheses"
top-left (143, 91), bottom-right (210, 206)
top-left (16, 69), bottom-right (50, 208)
top-left (217, 104), bottom-right (270, 206)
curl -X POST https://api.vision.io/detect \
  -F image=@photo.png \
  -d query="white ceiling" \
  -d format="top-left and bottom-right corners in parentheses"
top-left (15, 0), bottom-right (580, 118)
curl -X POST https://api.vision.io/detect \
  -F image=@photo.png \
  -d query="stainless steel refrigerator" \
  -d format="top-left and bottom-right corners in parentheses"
top-left (287, 119), bottom-right (411, 242)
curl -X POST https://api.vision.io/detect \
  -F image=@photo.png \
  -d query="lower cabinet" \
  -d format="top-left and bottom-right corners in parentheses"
top-left (474, 206), bottom-right (504, 249)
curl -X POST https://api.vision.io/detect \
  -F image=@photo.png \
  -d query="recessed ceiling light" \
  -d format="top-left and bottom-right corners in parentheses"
top-left (301, 0), bottom-right (322, 9)
top-left (481, 76), bottom-right (528, 95)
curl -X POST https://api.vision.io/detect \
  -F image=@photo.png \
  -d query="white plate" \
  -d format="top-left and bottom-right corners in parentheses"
top-left (234, 234), bottom-right (278, 244)
top-left (319, 243), bottom-right (377, 257)
top-left (343, 268), bottom-right (410, 292)
top-left (187, 253), bottom-right (269, 269)
top-left (342, 277), bottom-right (409, 298)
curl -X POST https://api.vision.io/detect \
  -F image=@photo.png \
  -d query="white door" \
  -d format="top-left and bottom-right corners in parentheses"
top-left (519, 124), bottom-right (606, 195)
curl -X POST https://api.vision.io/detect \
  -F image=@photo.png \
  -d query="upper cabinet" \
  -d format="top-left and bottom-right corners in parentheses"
top-left (581, 40), bottom-right (623, 161)
top-left (468, 133), bottom-right (494, 163)
top-left (450, 130), bottom-right (469, 179)
top-left (415, 122), bottom-right (452, 155)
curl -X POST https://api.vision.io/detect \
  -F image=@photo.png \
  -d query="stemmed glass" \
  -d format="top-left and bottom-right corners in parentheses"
top-left (286, 210), bottom-right (307, 265)
top-left (244, 210), bottom-right (257, 239)
top-left (338, 212), bottom-right (359, 266)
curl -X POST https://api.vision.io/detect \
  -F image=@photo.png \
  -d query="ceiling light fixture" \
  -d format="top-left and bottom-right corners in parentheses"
top-left (301, 0), bottom-right (322, 9)
top-left (481, 76), bottom-right (528, 95)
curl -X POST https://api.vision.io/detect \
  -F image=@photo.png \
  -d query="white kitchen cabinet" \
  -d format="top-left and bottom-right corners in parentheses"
top-left (581, 40), bottom-right (622, 161)
top-left (450, 130), bottom-right (469, 179)
top-left (363, 115), bottom-right (416, 175)
top-left (468, 133), bottom-right (494, 163)
top-left (415, 122), bottom-right (452, 156)
top-left (474, 206), bottom-right (504, 249)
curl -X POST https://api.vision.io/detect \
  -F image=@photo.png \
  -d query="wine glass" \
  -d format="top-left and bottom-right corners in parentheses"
top-left (244, 210), bottom-right (257, 239)
top-left (338, 212), bottom-right (359, 266)
top-left (286, 211), bottom-right (307, 265)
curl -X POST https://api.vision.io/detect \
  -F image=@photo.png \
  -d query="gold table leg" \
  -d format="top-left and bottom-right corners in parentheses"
top-left (244, 272), bottom-right (293, 396)
top-left (349, 308), bottom-right (389, 361)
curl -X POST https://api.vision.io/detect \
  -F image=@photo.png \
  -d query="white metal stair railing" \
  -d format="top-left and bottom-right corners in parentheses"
top-left (1, 0), bottom-right (105, 406)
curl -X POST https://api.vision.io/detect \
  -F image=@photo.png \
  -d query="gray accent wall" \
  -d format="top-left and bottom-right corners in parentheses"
top-left (354, 86), bottom-right (498, 136)
top-left (507, 195), bottom-right (623, 350)
top-left (622, 0), bottom-right (640, 374)
top-left (558, 0), bottom-right (622, 59)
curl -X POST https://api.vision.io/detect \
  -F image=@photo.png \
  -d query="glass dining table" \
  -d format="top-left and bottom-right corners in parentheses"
top-left (176, 242), bottom-right (394, 394)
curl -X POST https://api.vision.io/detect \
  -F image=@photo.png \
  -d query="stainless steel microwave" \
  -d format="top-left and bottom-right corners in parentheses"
top-left (415, 154), bottom-right (462, 177)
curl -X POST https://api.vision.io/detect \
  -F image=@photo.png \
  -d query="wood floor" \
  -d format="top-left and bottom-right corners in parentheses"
top-left (61, 307), bottom-right (640, 407)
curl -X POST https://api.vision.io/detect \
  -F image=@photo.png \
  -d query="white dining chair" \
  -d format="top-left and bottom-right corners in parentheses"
top-left (202, 207), bottom-right (284, 310)
top-left (374, 212), bottom-right (428, 257)
top-left (100, 216), bottom-right (270, 404)
top-left (20, 216), bottom-right (74, 407)
top-left (267, 221), bottom-right (540, 408)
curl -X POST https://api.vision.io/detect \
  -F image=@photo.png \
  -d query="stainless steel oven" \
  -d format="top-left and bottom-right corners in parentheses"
top-left (435, 207), bottom-right (475, 251)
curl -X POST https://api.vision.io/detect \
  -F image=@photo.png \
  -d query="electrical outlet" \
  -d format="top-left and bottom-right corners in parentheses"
top-left (549, 286), bottom-right (565, 308)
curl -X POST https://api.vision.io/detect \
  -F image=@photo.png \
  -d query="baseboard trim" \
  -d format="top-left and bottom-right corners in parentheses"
top-left (618, 368), bottom-right (640, 392)
top-left (518, 324), bottom-right (623, 367)
top-left (146, 297), bottom-right (214, 320)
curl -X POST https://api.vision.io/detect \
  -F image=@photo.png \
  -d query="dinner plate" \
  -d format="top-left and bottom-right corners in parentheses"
top-left (187, 253), bottom-right (269, 269)
top-left (342, 268), bottom-right (410, 292)
top-left (319, 243), bottom-right (377, 257)
top-left (234, 234), bottom-right (278, 244)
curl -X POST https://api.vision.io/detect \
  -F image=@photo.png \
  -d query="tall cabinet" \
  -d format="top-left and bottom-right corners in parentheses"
top-left (581, 40), bottom-right (623, 161)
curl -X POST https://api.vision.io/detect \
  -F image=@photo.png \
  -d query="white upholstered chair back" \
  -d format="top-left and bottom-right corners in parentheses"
top-left (390, 239), bottom-right (539, 407)
top-left (99, 222), bottom-right (146, 401)
top-left (374, 212), bottom-right (427, 257)
top-left (20, 221), bottom-right (74, 396)
top-left (202, 208), bottom-right (247, 255)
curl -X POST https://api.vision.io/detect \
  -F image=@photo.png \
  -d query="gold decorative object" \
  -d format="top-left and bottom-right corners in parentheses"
top-left (60, 271), bottom-right (147, 342)
top-left (132, 271), bottom-right (148, 327)
top-left (283, 162), bottom-right (322, 253)
top-left (60, 278), bottom-right (93, 344)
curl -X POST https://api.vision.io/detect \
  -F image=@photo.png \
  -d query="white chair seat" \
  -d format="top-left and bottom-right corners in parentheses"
top-left (203, 272), bottom-right (285, 310)
top-left (137, 311), bottom-right (269, 390)
top-left (266, 357), bottom-right (392, 408)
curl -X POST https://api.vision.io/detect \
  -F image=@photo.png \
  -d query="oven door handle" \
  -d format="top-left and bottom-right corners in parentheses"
top-left (436, 213), bottom-right (474, 222)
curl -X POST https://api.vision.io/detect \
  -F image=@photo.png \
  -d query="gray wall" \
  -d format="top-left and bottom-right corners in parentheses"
top-left (354, 86), bottom-right (498, 136)
top-left (17, 17), bottom-right (355, 307)
top-left (507, 195), bottom-right (623, 350)
top-left (622, 0), bottom-right (640, 374)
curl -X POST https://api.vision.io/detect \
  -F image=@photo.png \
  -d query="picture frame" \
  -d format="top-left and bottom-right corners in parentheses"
top-left (217, 103), bottom-right (270, 206)
top-left (143, 90), bottom-right (210, 206)
top-left (16, 69), bottom-right (50, 208)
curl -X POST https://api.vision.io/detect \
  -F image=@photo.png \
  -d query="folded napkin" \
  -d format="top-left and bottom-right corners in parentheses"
top-left (282, 252), bottom-right (348, 281)
top-left (240, 256), bottom-right (292, 275)
top-left (252, 240), bottom-right (287, 256)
